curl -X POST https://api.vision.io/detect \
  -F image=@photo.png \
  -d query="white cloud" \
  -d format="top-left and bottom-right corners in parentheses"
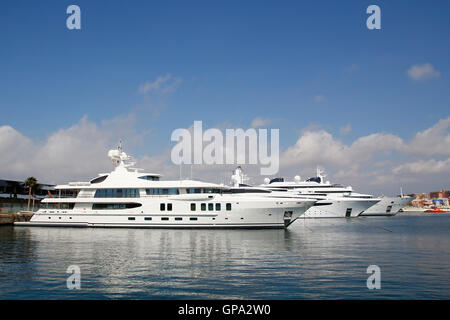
top-left (138, 73), bottom-right (182, 95)
top-left (407, 63), bottom-right (440, 81)
top-left (278, 118), bottom-right (450, 194)
top-left (0, 126), bottom-right (34, 176)
top-left (0, 115), bottom-right (146, 184)
top-left (281, 130), bottom-right (350, 168)
top-left (250, 117), bottom-right (273, 128)
top-left (407, 117), bottom-right (450, 155)
top-left (392, 158), bottom-right (450, 175)
top-left (280, 130), bottom-right (403, 169)
top-left (1, 116), bottom-right (449, 196)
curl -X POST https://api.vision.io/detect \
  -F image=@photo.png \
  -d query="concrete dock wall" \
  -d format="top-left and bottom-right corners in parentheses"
top-left (0, 212), bottom-right (34, 225)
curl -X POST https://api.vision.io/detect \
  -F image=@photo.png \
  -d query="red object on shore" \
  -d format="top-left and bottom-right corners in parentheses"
top-left (425, 208), bottom-right (446, 213)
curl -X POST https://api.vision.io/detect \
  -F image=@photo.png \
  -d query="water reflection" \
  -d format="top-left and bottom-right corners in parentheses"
top-left (1, 216), bottom-right (450, 299)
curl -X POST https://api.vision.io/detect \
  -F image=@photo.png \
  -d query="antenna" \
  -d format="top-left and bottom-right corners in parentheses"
top-left (118, 140), bottom-right (123, 152)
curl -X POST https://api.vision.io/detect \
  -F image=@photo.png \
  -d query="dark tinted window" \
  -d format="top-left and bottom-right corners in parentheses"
top-left (59, 189), bottom-right (80, 198)
top-left (90, 175), bottom-right (108, 184)
top-left (95, 189), bottom-right (140, 198)
top-left (146, 188), bottom-right (179, 195)
top-left (92, 203), bottom-right (142, 210)
top-left (186, 188), bottom-right (221, 194)
top-left (46, 203), bottom-right (75, 209)
top-left (138, 175), bottom-right (160, 181)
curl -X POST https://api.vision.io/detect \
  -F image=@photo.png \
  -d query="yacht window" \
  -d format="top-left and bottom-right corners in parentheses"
top-left (201, 203), bottom-right (206, 211)
top-left (146, 188), bottom-right (179, 195)
top-left (223, 189), bottom-right (271, 194)
top-left (59, 189), bottom-right (80, 198)
top-left (175, 217), bottom-right (182, 221)
top-left (161, 217), bottom-right (169, 221)
top-left (144, 217), bottom-right (152, 221)
top-left (186, 188), bottom-right (202, 194)
top-left (138, 175), bottom-right (160, 181)
top-left (95, 189), bottom-right (140, 198)
top-left (46, 203), bottom-right (75, 209)
top-left (167, 203), bottom-right (172, 211)
top-left (160, 203), bottom-right (165, 211)
top-left (226, 203), bottom-right (232, 211)
top-left (190, 217), bottom-right (198, 221)
top-left (208, 203), bottom-right (213, 211)
top-left (92, 203), bottom-right (142, 210)
top-left (215, 203), bottom-right (221, 211)
top-left (90, 175), bottom-right (108, 184)
top-left (186, 188), bottom-right (221, 194)
top-left (128, 217), bottom-right (135, 221)
top-left (190, 203), bottom-right (196, 211)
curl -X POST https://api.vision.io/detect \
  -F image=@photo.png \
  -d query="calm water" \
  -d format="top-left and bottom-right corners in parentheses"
top-left (1, 213), bottom-right (450, 299)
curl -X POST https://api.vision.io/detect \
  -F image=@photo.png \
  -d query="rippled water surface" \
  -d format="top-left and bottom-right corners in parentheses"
top-left (1, 214), bottom-right (450, 299)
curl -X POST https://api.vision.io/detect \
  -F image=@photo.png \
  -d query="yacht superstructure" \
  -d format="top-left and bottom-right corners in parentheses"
top-left (14, 146), bottom-right (316, 229)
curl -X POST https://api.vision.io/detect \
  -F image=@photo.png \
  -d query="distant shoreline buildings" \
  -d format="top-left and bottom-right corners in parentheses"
top-left (410, 190), bottom-right (450, 208)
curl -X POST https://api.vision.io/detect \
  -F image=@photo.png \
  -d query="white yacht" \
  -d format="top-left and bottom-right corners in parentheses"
top-left (14, 146), bottom-right (316, 229)
top-left (258, 168), bottom-right (381, 218)
top-left (352, 192), bottom-right (414, 216)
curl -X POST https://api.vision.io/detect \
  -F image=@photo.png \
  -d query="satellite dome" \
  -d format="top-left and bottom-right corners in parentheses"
top-left (108, 149), bottom-right (120, 158)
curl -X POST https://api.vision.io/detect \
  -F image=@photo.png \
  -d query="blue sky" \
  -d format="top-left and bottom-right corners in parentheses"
top-left (0, 1), bottom-right (449, 194)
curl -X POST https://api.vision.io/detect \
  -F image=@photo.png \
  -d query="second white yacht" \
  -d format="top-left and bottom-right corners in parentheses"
top-left (258, 169), bottom-right (381, 218)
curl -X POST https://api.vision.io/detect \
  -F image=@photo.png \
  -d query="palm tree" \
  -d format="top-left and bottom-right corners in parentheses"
top-left (24, 177), bottom-right (37, 211)
top-left (32, 183), bottom-right (41, 211)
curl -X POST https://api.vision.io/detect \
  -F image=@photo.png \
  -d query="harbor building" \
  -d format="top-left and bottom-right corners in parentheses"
top-left (0, 179), bottom-right (54, 213)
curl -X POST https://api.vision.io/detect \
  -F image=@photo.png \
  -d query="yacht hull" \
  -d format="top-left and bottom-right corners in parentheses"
top-left (14, 197), bottom-right (314, 229)
top-left (360, 197), bottom-right (413, 216)
top-left (302, 198), bottom-right (379, 218)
